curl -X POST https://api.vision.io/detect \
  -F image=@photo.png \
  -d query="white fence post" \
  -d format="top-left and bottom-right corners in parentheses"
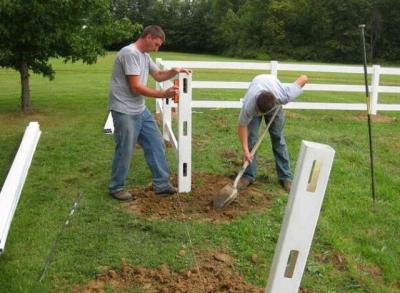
top-left (0, 122), bottom-right (42, 254)
top-left (177, 73), bottom-right (192, 192)
top-left (162, 80), bottom-right (173, 141)
top-left (271, 60), bottom-right (279, 77)
top-left (266, 140), bottom-right (335, 293)
top-left (155, 58), bottom-right (163, 114)
top-left (370, 65), bottom-right (380, 115)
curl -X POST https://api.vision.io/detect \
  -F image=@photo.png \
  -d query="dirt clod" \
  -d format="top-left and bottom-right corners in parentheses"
top-left (74, 250), bottom-right (264, 293)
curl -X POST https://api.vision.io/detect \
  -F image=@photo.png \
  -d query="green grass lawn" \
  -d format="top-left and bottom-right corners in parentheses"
top-left (0, 51), bottom-right (399, 292)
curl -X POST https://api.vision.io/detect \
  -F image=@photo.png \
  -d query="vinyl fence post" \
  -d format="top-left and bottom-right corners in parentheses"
top-left (271, 61), bottom-right (279, 77)
top-left (155, 58), bottom-right (163, 114)
top-left (370, 65), bottom-right (380, 115)
top-left (177, 72), bottom-right (192, 192)
top-left (266, 140), bottom-right (335, 293)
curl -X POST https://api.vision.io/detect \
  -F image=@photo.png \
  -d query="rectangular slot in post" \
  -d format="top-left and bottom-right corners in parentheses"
top-left (284, 250), bottom-right (299, 278)
top-left (183, 163), bottom-right (187, 177)
top-left (166, 98), bottom-right (169, 105)
top-left (183, 78), bottom-right (187, 93)
top-left (183, 121), bottom-right (187, 136)
top-left (307, 160), bottom-right (321, 192)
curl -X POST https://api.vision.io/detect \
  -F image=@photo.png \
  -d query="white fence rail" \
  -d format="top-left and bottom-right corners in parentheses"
top-left (0, 122), bottom-right (41, 254)
top-left (160, 59), bottom-right (400, 115)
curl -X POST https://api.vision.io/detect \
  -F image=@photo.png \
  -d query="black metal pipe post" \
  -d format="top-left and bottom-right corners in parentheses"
top-left (359, 24), bottom-right (376, 203)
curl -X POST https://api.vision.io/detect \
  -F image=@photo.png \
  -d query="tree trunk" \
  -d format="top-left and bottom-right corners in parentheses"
top-left (19, 62), bottom-right (31, 112)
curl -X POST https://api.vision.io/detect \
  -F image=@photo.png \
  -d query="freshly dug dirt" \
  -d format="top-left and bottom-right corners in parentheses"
top-left (74, 250), bottom-right (264, 293)
top-left (122, 173), bottom-right (273, 223)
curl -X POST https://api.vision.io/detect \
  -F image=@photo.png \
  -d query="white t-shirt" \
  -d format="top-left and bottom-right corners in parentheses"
top-left (239, 74), bottom-right (303, 126)
top-left (108, 44), bottom-right (158, 115)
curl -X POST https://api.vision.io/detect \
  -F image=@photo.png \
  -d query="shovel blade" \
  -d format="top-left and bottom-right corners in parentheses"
top-left (213, 184), bottom-right (238, 209)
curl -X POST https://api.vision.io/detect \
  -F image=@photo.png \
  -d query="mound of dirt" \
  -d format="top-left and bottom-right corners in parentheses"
top-left (122, 173), bottom-right (272, 223)
top-left (74, 250), bottom-right (264, 293)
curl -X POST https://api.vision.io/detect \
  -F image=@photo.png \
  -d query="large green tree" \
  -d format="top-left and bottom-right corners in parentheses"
top-left (0, 0), bottom-right (140, 112)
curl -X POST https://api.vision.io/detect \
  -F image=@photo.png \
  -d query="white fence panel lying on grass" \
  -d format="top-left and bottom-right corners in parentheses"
top-left (266, 141), bottom-right (335, 293)
top-left (0, 122), bottom-right (41, 254)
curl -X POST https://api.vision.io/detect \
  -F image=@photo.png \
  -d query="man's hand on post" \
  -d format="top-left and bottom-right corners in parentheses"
top-left (172, 67), bottom-right (192, 75)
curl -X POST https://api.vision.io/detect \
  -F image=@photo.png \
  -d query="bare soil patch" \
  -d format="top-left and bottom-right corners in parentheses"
top-left (123, 173), bottom-right (272, 223)
top-left (74, 250), bottom-right (264, 293)
top-left (352, 113), bottom-right (396, 123)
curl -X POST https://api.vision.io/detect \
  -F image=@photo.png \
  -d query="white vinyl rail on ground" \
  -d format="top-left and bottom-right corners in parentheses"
top-left (266, 140), bottom-right (335, 293)
top-left (0, 122), bottom-right (41, 254)
top-left (158, 59), bottom-right (400, 114)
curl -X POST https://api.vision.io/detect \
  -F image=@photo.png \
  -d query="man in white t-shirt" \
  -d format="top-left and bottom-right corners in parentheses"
top-left (108, 25), bottom-right (190, 201)
top-left (238, 74), bottom-right (308, 192)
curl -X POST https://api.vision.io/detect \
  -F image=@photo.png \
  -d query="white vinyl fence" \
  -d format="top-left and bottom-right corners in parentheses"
top-left (157, 59), bottom-right (400, 114)
top-left (104, 59), bottom-right (400, 192)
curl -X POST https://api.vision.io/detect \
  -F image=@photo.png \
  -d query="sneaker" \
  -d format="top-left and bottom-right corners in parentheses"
top-left (238, 178), bottom-right (254, 189)
top-left (280, 180), bottom-right (292, 193)
top-left (109, 190), bottom-right (133, 201)
top-left (155, 185), bottom-right (178, 197)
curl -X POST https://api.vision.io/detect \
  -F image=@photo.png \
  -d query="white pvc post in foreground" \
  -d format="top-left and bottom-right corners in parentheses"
top-left (0, 122), bottom-right (41, 254)
top-left (266, 140), bottom-right (335, 293)
top-left (177, 73), bottom-right (192, 192)
top-left (370, 65), bottom-right (380, 115)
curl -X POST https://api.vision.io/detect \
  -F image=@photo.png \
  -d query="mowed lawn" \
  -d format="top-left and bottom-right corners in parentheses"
top-left (0, 51), bottom-right (399, 292)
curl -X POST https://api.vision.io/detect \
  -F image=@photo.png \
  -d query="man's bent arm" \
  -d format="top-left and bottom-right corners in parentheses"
top-left (128, 75), bottom-right (177, 98)
top-left (151, 67), bottom-right (191, 82)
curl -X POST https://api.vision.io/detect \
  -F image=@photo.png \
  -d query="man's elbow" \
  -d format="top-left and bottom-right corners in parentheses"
top-left (130, 84), bottom-right (142, 95)
top-left (152, 71), bottom-right (163, 82)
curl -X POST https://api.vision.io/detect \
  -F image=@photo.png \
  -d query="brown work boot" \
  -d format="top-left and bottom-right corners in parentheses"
top-left (109, 190), bottom-right (133, 201)
top-left (280, 180), bottom-right (292, 193)
top-left (238, 178), bottom-right (254, 189)
top-left (155, 185), bottom-right (178, 198)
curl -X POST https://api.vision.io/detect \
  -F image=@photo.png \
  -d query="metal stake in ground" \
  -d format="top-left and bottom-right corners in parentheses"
top-left (359, 24), bottom-right (376, 204)
top-left (213, 106), bottom-right (281, 209)
top-left (38, 191), bottom-right (82, 282)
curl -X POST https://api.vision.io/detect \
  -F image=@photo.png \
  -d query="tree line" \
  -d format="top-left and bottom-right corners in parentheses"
top-left (111, 0), bottom-right (400, 64)
top-left (1, 0), bottom-right (399, 111)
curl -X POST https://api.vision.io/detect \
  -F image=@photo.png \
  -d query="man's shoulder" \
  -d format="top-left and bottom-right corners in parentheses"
top-left (119, 44), bottom-right (140, 56)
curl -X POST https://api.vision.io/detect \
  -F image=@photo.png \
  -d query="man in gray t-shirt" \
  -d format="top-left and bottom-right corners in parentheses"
top-left (108, 25), bottom-right (190, 201)
top-left (238, 74), bottom-right (308, 192)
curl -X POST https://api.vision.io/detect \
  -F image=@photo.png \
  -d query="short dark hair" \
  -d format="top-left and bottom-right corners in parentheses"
top-left (256, 91), bottom-right (277, 113)
top-left (140, 25), bottom-right (165, 41)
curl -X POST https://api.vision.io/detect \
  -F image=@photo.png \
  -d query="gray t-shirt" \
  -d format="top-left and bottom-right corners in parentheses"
top-left (239, 74), bottom-right (303, 126)
top-left (108, 44), bottom-right (158, 115)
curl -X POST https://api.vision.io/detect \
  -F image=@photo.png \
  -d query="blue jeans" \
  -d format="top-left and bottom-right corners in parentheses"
top-left (243, 107), bottom-right (292, 183)
top-left (109, 109), bottom-right (170, 193)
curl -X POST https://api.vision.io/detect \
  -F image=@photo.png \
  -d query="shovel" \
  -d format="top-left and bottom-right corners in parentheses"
top-left (213, 106), bottom-right (281, 209)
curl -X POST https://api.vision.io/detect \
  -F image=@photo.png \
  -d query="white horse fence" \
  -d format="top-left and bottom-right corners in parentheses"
top-left (104, 59), bottom-right (400, 193)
